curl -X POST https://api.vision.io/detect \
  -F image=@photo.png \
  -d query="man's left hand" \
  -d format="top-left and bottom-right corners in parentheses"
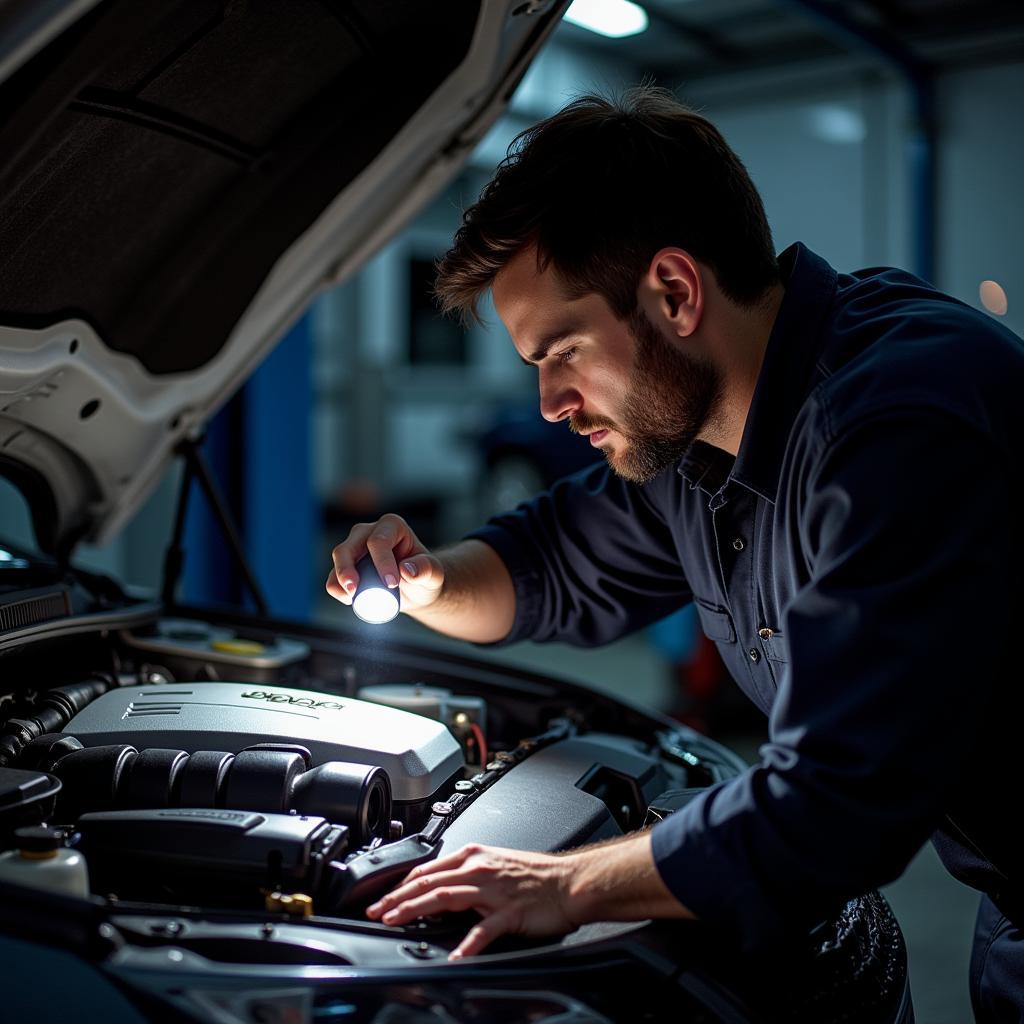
top-left (365, 842), bottom-right (577, 959)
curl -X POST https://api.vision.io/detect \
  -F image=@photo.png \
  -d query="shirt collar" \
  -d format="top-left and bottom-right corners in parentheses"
top-left (679, 242), bottom-right (838, 502)
top-left (678, 440), bottom-right (734, 497)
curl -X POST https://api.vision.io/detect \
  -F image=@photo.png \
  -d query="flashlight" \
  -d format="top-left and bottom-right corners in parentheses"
top-left (352, 553), bottom-right (400, 624)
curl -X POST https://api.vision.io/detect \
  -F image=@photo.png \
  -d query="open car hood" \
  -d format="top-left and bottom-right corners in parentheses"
top-left (0, 0), bottom-right (565, 558)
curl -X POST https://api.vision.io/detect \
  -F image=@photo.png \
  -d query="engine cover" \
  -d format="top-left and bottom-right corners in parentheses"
top-left (64, 683), bottom-right (463, 803)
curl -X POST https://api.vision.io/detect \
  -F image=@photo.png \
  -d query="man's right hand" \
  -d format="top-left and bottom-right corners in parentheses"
top-left (326, 518), bottom-right (517, 644)
top-left (326, 514), bottom-right (444, 614)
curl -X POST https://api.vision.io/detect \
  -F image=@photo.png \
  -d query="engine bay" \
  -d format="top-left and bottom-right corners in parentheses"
top-left (0, 608), bottom-right (740, 964)
top-left (0, 607), bottom-right (914, 1024)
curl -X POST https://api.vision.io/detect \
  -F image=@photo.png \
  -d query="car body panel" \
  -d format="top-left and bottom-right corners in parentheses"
top-left (0, 0), bottom-right (568, 553)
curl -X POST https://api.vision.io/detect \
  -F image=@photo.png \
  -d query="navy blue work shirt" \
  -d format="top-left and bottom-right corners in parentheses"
top-left (468, 242), bottom-right (1024, 950)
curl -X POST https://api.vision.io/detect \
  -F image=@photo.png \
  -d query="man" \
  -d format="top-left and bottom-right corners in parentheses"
top-left (326, 87), bottom-right (1024, 1019)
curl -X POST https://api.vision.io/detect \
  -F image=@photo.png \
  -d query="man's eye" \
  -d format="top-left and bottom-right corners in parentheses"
top-left (556, 346), bottom-right (577, 364)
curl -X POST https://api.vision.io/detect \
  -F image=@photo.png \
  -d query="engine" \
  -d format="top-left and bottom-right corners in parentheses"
top-left (0, 624), bottom-right (908, 1024)
top-left (60, 681), bottom-right (464, 818)
top-left (0, 670), bottom-right (705, 918)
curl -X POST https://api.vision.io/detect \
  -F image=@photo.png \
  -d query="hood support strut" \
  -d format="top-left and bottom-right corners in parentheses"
top-left (161, 436), bottom-right (269, 616)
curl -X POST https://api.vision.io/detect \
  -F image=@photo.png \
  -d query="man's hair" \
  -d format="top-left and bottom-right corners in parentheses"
top-left (435, 86), bottom-right (779, 323)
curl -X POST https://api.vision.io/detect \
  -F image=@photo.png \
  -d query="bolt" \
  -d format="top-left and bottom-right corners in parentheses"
top-left (401, 940), bottom-right (438, 960)
top-left (151, 920), bottom-right (183, 936)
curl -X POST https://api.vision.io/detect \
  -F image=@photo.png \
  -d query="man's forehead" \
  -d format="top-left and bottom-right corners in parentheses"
top-left (493, 248), bottom-right (585, 351)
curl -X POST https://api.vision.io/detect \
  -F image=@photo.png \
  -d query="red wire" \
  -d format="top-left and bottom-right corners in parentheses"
top-left (469, 721), bottom-right (488, 768)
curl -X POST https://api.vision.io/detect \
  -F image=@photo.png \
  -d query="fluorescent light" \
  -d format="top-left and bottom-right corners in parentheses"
top-left (564, 0), bottom-right (649, 39)
top-left (807, 105), bottom-right (866, 145)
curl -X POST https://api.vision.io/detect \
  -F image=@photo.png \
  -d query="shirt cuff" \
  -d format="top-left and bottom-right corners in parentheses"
top-left (650, 779), bottom-right (796, 951)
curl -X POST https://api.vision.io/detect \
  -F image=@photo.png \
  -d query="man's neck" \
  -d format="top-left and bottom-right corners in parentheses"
top-left (700, 283), bottom-right (785, 457)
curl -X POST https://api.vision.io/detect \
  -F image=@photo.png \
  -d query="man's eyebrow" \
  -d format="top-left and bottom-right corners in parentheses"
top-left (520, 329), bottom-right (576, 366)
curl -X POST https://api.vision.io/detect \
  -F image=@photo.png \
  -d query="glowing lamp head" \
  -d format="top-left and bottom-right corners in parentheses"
top-left (352, 553), bottom-right (400, 625)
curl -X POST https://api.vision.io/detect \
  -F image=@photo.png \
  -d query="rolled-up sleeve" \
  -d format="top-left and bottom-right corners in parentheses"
top-left (651, 405), bottom-right (1011, 949)
top-left (467, 462), bottom-right (693, 646)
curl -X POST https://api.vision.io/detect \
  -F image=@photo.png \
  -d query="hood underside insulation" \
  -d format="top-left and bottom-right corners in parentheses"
top-left (0, 0), bottom-right (479, 374)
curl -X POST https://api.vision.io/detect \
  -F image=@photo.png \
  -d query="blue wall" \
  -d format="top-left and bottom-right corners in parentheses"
top-left (181, 315), bottom-right (314, 619)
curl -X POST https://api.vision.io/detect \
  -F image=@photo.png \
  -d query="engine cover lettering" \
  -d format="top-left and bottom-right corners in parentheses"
top-left (241, 690), bottom-right (344, 710)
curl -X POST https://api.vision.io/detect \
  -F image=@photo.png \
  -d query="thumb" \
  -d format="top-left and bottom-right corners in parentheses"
top-left (399, 553), bottom-right (444, 591)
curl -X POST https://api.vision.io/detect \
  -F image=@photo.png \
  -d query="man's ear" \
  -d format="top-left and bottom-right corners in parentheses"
top-left (637, 248), bottom-right (703, 338)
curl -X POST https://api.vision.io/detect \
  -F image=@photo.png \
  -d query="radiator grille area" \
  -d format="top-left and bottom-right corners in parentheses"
top-left (0, 591), bottom-right (70, 632)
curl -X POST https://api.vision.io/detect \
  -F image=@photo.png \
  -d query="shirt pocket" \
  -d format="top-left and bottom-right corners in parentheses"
top-left (760, 628), bottom-right (788, 664)
top-left (694, 597), bottom-right (737, 644)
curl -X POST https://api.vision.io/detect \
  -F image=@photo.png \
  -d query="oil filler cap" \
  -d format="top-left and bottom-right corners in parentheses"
top-left (265, 891), bottom-right (314, 917)
top-left (14, 826), bottom-right (64, 857)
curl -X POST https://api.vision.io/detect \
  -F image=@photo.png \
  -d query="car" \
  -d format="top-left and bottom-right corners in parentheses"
top-left (476, 401), bottom-right (604, 518)
top-left (0, 3), bottom-right (911, 1022)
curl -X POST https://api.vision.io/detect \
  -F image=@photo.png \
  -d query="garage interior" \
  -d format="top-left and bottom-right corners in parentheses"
top-left (1, 1), bottom-right (1022, 1020)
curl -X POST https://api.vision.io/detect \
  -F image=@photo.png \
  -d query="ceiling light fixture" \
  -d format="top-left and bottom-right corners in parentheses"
top-left (564, 0), bottom-right (649, 39)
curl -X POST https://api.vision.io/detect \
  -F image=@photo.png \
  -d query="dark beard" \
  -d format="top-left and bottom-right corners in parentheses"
top-left (571, 309), bottom-right (722, 484)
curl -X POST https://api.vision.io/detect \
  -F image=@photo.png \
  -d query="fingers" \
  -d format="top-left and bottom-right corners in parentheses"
top-left (367, 874), bottom-right (515, 961)
top-left (327, 522), bottom-right (374, 604)
top-left (377, 885), bottom-right (483, 926)
top-left (362, 843), bottom-right (564, 963)
top-left (365, 520), bottom-right (403, 590)
top-left (397, 552), bottom-right (445, 596)
top-left (325, 570), bottom-right (348, 604)
top-left (401, 843), bottom-right (480, 885)
top-left (367, 847), bottom-right (483, 921)
top-left (327, 514), bottom-right (414, 604)
top-left (367, 863), bottom-right (481, 921)
top-left (450, 909), bottom-right (516, 960)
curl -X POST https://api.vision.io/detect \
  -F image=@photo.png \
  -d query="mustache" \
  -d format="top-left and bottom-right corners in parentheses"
top-left (568, 413), bottom-right (616, 435)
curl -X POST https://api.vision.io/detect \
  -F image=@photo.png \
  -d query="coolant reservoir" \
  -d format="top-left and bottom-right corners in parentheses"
top-left (0, 826), bottom-right (89, 898)
top-left (358, 683), bottom-right (486, 732)
top-left (358, 683), bottom-right (452, 719)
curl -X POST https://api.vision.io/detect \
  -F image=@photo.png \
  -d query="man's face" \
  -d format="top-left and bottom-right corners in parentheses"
top-left (493, 249), bottom-right (722, 484)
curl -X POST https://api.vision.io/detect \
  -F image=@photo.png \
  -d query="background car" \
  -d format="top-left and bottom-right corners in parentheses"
top-left (476, 401), bottom-right (604, 516)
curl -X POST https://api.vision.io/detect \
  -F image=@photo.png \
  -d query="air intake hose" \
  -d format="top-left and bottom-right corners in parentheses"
top-left (48, 741), bottom-right (391, 845)
top-left (0, 679), bottom-right (111, 767)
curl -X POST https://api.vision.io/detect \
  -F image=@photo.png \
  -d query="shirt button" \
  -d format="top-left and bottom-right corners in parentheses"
top-left (758, 627), bottom-right (774, 640)
top-left (749, 648), bottom-right (760, 663)
top-left (732, 538), bottom-right (745, 551)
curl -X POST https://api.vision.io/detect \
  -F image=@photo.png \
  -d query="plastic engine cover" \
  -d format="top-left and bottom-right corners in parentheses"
top-left (64, 684), bottom-right (463, 803)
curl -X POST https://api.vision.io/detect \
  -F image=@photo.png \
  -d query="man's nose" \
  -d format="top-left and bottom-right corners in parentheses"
top-left (538, 372), bottom-right (581, 423)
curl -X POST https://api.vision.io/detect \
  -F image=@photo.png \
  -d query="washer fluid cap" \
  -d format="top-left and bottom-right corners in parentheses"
top-left (211, 639), bottom-right (266, 656)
